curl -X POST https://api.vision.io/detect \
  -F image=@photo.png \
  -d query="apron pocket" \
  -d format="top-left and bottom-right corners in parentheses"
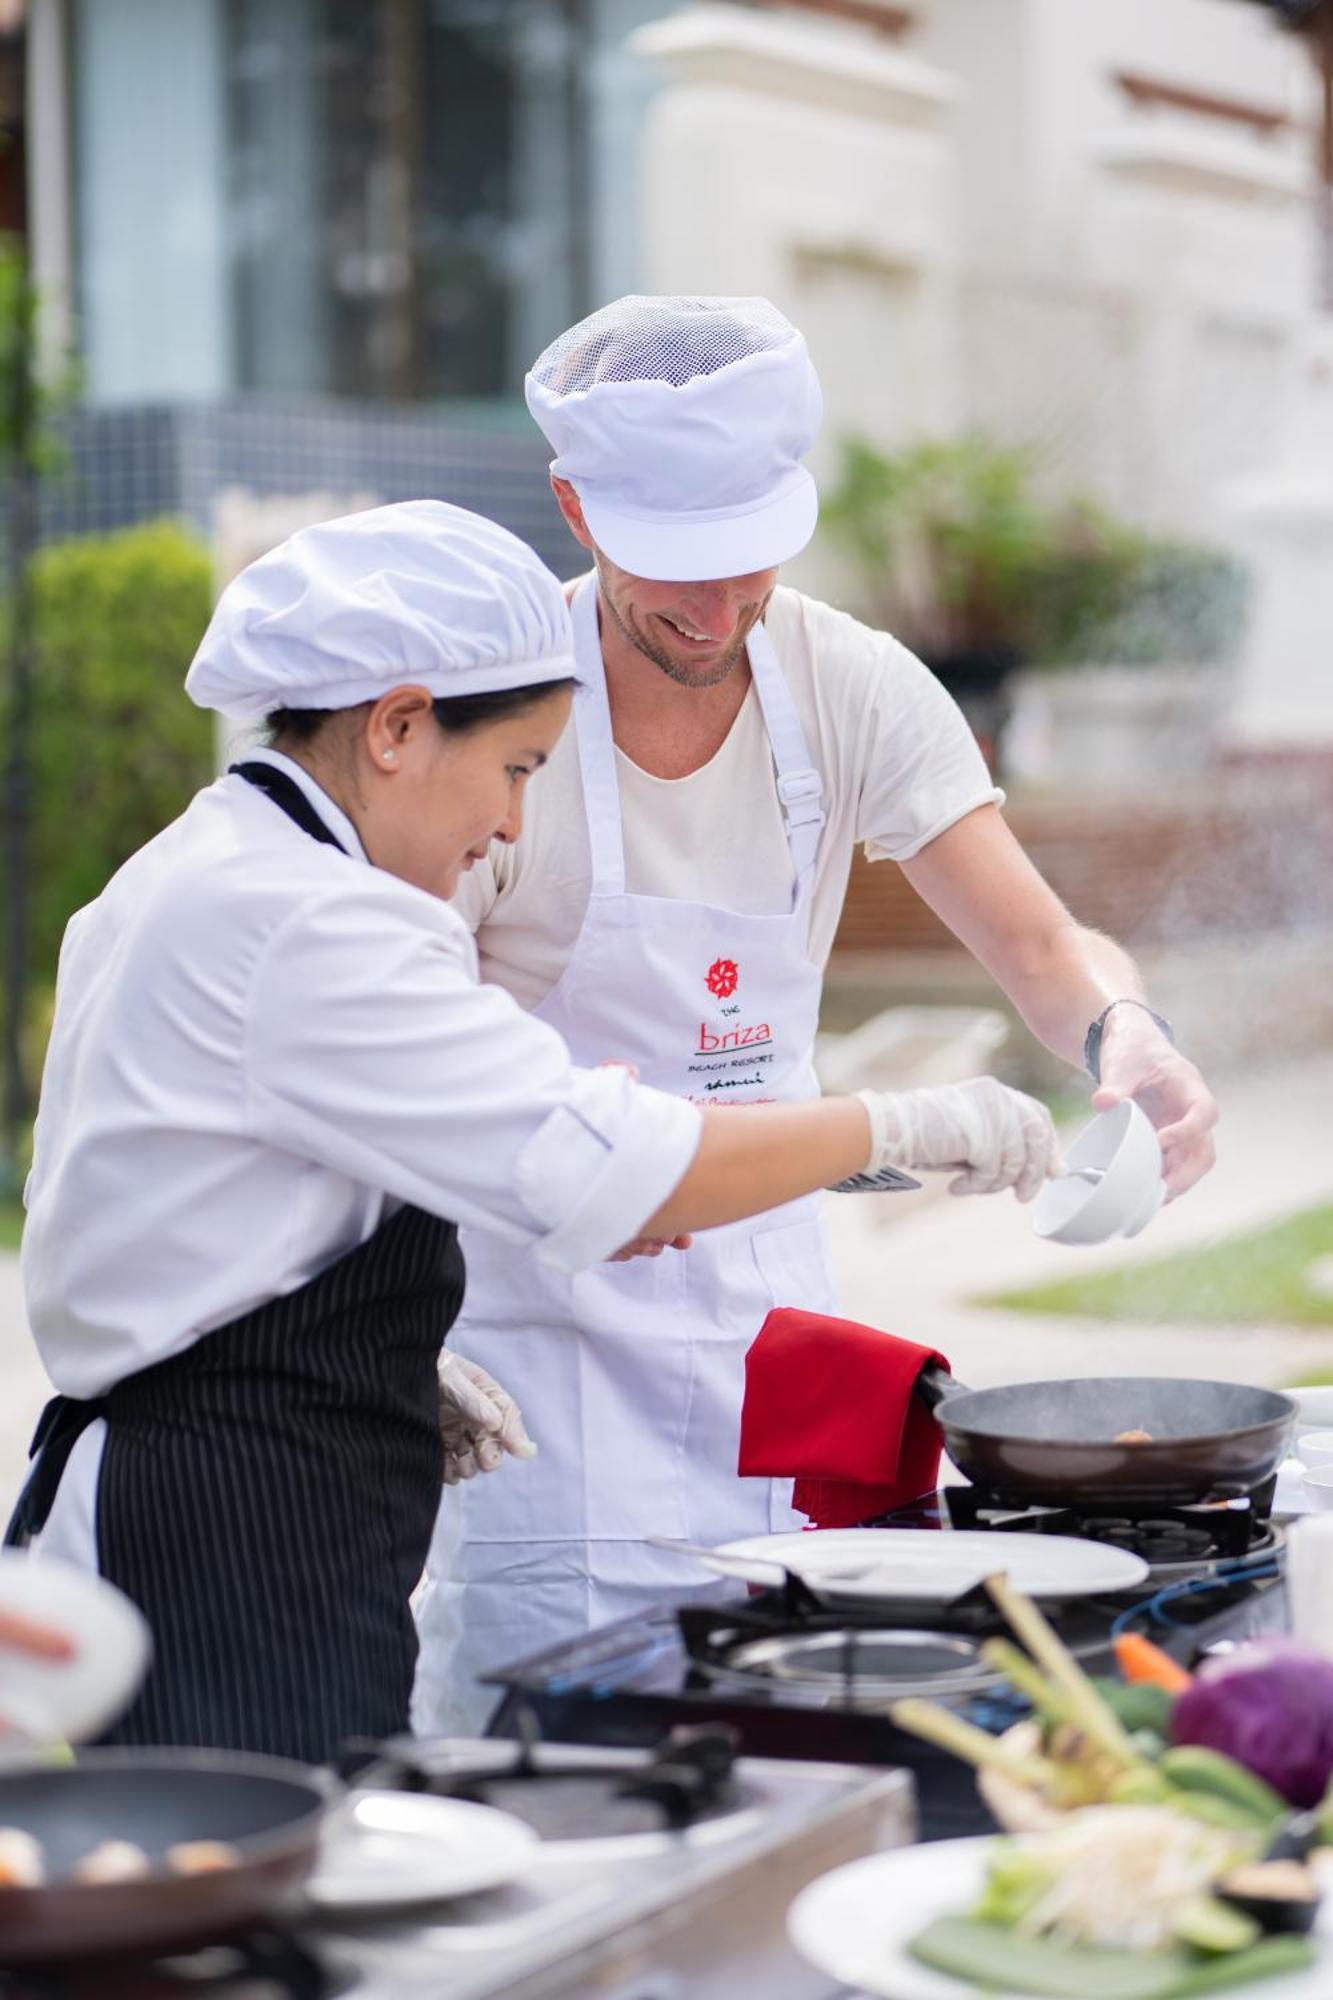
top-left (750, 1210), bottom-right (839, 1316)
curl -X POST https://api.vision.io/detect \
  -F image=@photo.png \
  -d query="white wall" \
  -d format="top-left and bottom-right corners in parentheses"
top-left (629, 2), bottom-right (962, 596)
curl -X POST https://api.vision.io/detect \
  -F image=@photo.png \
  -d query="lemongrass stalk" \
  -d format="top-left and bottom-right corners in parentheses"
top-left (981, 1638), bottom-right (1071, 1729)
top-left (983, 1570), bottom-right (1144, 1771)
top-left (891, 1696), bottom-right (1056, 1789)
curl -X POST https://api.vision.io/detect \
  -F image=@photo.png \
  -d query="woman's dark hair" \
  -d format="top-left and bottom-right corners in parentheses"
top-left (267, 677), bottom-right (577, 744)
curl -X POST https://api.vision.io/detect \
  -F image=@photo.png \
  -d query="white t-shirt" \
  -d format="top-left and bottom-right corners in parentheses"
top-left (451, 584), bottom-right (1004, 1004)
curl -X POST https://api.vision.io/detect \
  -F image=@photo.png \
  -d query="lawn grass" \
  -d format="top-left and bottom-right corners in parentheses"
top-left (0, 1201), bottom-right (22, 1251)
top-left (984, 1204), bottom-right (1333, 1328)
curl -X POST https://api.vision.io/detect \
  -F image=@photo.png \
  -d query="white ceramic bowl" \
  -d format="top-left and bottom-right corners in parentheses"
top-left (1032, 1100), bottom-right (1165, 1248)
top-left (0, 1552), bottom-right (150, 1742)
top-left (1291, 1387), bottom-right (1333, 1429)
top-left (1301, 1467), bottom-right (1333, 1512)
top-left (1298, 1431), bottom-right (1333, 1470)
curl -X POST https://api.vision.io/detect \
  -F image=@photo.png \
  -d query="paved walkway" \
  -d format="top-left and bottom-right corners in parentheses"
top-left (0, 1049), bottom-right (1328, 1523)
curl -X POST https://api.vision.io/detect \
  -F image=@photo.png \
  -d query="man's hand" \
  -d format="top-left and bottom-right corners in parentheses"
top-left (607, 1233), bottom-right (694, 1263)
top-left (438, 1351), bottom-right (538, 1485)
top-left (1092, 1008), bottom-right (1218, 1199)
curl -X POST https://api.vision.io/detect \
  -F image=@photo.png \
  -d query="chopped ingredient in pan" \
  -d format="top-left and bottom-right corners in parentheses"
top-left (0, 1829), bottom-right (245, 1889)
top-left (0, 1828), bottom-right (44, 1887)
top-left (166, 1839), bottom-right (242, 1875)
top-left (73, 1840), bottom-right (152, 1884)
top-left (1115, 1430), bottom-right (1153, 1444)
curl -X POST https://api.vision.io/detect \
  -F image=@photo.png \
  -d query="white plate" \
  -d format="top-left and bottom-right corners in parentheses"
top-left (788, 1837), bottom-right (1333, 2000)
top-left (305, 1791), bottom-right (539, 1912)
top-left (0, 1551), bottom-right (150, 1744)
top-left (711, 1528), bottom-right (1148, 1601)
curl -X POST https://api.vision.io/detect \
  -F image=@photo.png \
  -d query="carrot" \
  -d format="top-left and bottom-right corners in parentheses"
top-left (1113, 1631), bottom-right (1193, 1693)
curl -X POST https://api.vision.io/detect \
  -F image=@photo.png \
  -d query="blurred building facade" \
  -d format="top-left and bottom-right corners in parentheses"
top-left (23, 0), bottom-right (667, 574)
top-left (631, 0), bottom-right (1333, 752)
top-left (18, 0), bottom-right (1333, 753)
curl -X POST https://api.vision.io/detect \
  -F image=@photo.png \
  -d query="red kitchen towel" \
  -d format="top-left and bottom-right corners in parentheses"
top-left (739, 1309), bottom-right (949, 1529)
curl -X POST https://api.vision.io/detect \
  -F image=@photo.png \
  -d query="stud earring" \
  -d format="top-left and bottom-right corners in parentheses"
top-left (382, 749), bottom-right (396, 764)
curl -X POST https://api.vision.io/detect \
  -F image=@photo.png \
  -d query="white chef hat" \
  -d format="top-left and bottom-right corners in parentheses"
top-left (185, 499), bottom-right (579, 721)
top-left (525, 296), bottom-right (822, 583)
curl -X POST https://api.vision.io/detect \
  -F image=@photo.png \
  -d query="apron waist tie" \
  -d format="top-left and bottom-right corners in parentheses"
top-left (5, 1393), bottom-right (107, 1548)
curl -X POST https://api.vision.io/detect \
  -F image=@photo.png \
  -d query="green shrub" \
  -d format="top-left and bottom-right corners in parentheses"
top-left (1026, 533), bottom-right (1251, 669)
top-left (8, 518), bottom-right (215, 995)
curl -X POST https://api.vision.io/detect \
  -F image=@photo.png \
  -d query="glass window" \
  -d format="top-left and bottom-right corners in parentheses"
top-left (225, 0), bottom-right (588, 402)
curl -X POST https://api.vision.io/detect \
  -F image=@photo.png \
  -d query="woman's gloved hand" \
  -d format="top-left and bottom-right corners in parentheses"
top-left (438, 1352), bottom-right (538, 1486)
top-left (857, 1077), bottom-right (1060, 1202)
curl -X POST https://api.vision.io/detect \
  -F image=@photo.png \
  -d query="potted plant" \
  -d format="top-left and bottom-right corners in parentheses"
top-left (821, 433), bottom-right (1056, 769)
top-left (822, 434), bottom-right (1251, 787)
top-left (1010, 508), bottom-right (1252, 788)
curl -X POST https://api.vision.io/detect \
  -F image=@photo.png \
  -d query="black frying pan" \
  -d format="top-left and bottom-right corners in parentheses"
top-left (917, 1368), bottom-right (1296, 1505)
top-left (0, 1748), bottom-right (335, 1965)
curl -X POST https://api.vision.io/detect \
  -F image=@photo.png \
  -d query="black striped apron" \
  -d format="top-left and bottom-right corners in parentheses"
top-left (7, 760), bottom-right (465, 1761)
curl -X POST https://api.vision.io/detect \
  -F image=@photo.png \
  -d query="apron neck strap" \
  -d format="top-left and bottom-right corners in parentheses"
top-left (744, 621), bottom-right (825, 894)
top-left (570, 577), bottom-right (629, 896)
top-left (231, 760), bottom-right (349, 855)
top-left (570, 575), bottom-right (825, 906)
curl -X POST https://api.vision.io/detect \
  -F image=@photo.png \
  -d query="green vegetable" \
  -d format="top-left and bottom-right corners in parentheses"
top-left (972, 1847), bottom-right (1055, 1929)
top-left (1160, 1748), bottom-right (1288, 1826)
top-left (1166, 1791), bottom-right (1275, 1835)
top-left (984, 1571), bottom-right (1147, 1773)
top-left (1094, 1676), bottom-right (1177, 1739)
top-left (890, 1697), bottom-right (1056, 1790)
top-left (1106, 1767), bottom-right (1176, 1808)
top-left (1170, 1895), bottom-right (1260, 1956)
top-left (984, 1638), bottom-right (1072, 1730)
top-left (908, 1917), bottom-right (1314, 1998)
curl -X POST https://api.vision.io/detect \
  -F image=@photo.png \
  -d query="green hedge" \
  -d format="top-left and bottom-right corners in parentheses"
top-left (9, 518), bottom-right (215, 1000)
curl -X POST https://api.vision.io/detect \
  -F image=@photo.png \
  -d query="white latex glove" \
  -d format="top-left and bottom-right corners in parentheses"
top-left (857, 1077), bottom-right (1060, 1203)
top-left (438, 1351), bottom-right (538, 1486)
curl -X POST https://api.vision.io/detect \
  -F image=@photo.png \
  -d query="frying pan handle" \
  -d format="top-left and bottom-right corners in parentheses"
top-left (916, 1362), bottom-right (968, 1414)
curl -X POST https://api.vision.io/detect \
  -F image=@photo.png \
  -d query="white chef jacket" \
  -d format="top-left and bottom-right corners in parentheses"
top-left (451, 585), bottom-right (1004, 1004)
top-left (23, 748), bottom-right (703, 1405)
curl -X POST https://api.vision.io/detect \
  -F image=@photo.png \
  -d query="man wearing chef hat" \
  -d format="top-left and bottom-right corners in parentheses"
top-left (413, 297), bottom-right (1219, 1731)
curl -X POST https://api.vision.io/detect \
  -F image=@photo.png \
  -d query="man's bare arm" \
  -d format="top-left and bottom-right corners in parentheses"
top-left (900, 805), bottom-right (1217, 1196)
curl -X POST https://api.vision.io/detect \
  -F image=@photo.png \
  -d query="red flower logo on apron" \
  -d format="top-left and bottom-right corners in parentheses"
top-left (705, 957), bottom-right (739, 999)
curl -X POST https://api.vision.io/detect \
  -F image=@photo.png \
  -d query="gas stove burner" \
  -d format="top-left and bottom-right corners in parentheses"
top-left (934, 1478), bottom-right (1283, 1577)
top-left (675, 1589), bottom-right (1109, 1704)
top-left (720, 1627), bottom-right (988, 1702)
top-left (367, 1725), bottom-right (752, 1841)
top-left (1088, 1516), bottom-right (1220, 1565)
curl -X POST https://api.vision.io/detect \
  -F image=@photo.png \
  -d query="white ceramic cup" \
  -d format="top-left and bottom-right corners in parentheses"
top-left (1298, 1431), bottom-right (1333, 1470)
top-left (1301, 1467), bottom-right (1333, 1512)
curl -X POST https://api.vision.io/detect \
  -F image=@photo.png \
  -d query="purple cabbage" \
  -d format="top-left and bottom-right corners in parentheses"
top-left (1171, 1640), bottom-right (1333, 1808)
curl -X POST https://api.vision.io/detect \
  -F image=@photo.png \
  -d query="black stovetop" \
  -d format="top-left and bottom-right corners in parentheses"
top-left (483, 1510), bottom-right (1290, 1842)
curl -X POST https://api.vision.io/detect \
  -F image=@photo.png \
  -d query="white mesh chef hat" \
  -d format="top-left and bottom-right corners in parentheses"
top-left (185, 500), bottom-right (579, 721)
top-left (525, 296), bottom-right (822, 583)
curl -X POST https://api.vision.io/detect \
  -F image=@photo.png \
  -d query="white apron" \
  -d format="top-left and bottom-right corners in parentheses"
top-left (413, 576), bottom-right (838, 1732)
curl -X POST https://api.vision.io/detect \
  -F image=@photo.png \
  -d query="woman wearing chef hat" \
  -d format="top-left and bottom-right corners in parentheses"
top-left (7, 499), bottom-right (1058, 1761)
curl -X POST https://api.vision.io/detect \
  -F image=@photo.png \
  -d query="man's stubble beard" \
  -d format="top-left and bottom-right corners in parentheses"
top-left (597, 562), bottom-right (753, 690)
